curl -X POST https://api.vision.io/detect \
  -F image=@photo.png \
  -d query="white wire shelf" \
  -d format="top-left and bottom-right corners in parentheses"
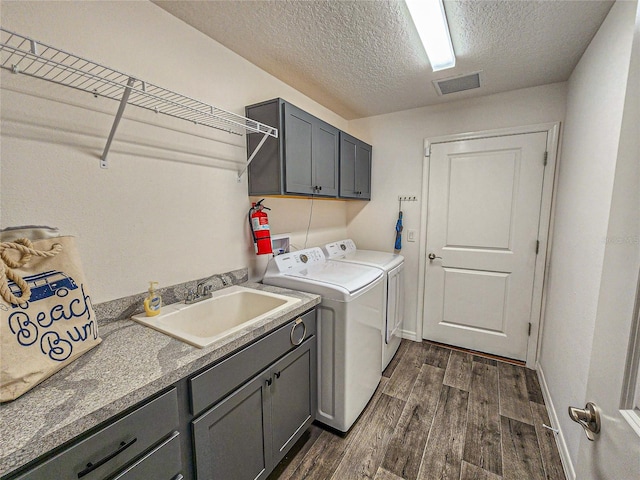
top-left (0, 27), bottom-right (278, 172)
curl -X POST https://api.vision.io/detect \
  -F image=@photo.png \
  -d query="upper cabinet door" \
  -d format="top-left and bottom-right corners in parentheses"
top-left (355, 141), bottom-right (372, 200)
top-left (339, 134), bottom-right (357, 198)
top-left (312, 120), bottom-right (339, 197)
top-left (339, 132), bottom-right (371, 200)
top-left (246, 100), bottom-right (283, 196)
top-left (283, 103), bottom-right (315, 196)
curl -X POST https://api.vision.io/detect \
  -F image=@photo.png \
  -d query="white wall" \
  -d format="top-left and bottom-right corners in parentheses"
top-left (0, 0), bottom-right (350, 302)
top-left (347, 83), bottom-right (567, 339)
top-left (577, 3), bottom-right (640, 476)
top-left (538, 0), bottom-right (636, 470)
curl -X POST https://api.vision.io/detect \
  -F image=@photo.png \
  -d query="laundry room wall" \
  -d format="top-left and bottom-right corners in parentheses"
top-left (347, 83), bottom-right (567, 340)
top-left (537, 0), bottom-right (636, 471)
top-left (0, 0), bottom-right (350, 302)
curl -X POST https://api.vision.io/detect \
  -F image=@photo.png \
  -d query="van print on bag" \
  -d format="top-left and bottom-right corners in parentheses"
top-left (7, 270), bottom-right (78, 307)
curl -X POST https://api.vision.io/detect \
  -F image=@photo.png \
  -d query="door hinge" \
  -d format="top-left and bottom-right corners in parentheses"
top-left (425, 145), bottom-right (431, 158)
top-left (543, 151), bottom-right (548, 166)
top-left (528, 322), bottom-right (532, 336)
top-left (535, 240), bottom-right (540, 254)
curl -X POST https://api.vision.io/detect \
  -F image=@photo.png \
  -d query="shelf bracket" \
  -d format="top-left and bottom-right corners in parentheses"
top-left (101, 76), bottom-right (136, 169)
top-left (237, 131), bottom-right (271, 182)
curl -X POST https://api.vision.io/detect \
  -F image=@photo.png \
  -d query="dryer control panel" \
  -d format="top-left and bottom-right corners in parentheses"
top-left (324, 239), bottom-right (357, 258)
top-left (272, 247), bottom-right (326, 272)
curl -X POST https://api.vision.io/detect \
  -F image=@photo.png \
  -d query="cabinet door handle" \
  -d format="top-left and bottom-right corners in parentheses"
top-left (290, 318), bottom-right (306, 346)
top-left (274, 371), bottom-right (281, 379)
top-left (77, 437), bottom-right (137, 478)
top-left (266, 377), bottom-right (273, 387)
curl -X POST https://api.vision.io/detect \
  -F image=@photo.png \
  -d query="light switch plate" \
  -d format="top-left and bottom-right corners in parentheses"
top-left (407, 229), bottom-right (416, 242)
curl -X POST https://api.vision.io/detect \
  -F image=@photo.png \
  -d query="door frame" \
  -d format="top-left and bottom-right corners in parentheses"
top-left (417, 122), bottom-right (561, 367)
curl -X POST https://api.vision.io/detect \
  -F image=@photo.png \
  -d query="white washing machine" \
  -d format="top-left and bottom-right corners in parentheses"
top-left (262, 247), bottom-right (384, 432)
top-left (324, 239), bottom-right (404, 370)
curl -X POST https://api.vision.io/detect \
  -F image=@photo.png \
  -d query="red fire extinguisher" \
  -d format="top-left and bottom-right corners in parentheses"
top-left (249, 199), bottom-right (273, 255)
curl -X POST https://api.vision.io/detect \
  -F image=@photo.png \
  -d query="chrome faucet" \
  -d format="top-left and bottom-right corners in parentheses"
top-left (185, 281), bottom-right (213, 304)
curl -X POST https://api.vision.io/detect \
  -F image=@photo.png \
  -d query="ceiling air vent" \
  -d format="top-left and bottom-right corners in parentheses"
top-left (433, 71), bottom-right (482, 95)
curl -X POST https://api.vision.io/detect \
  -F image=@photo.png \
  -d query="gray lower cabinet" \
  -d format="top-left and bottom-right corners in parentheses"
top-left (191, 335), bottom-right (316, 480)
top-left (192, 374), bottom-right (270, 480)
top-left (270, 343), bottom-right (314, 464)
top-left (3, 308), bottom-right (317, 480)
top-left (246, 98), bottom-right (339, 197)
top-left (339, 131), bottom-right (372, 200)
top-left (11, 389), bottom-right (182, 480)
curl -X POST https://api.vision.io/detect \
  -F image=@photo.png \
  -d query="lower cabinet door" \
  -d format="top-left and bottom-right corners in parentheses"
top-left (270, 337), bottom-right (316, 465)
top-left (192, 375), bottom-right (271, 480)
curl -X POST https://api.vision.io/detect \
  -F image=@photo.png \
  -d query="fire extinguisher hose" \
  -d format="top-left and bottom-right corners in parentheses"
top-left (248, 208), bottom-right (257, 245)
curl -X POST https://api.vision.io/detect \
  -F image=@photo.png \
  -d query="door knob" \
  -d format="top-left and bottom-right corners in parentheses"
top-left (428, 253), bottom-right (442, 261)
top-left (568, 402), bottom-right (601, 441)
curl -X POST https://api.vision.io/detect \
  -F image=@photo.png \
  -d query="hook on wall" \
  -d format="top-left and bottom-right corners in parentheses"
top-left (398, 195), bottom-right (418, 211)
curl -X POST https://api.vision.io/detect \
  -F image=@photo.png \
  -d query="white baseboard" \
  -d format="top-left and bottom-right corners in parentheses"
top-left (400, 329), bottom-right (419, 341)
top-left (536, 362), bottom-right (576, 480)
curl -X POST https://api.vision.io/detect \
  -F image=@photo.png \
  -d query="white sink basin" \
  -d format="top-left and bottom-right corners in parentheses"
top-left (132, 285), bottom-right (301, 348)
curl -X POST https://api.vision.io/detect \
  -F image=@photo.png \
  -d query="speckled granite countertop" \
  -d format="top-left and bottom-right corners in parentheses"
top-left (0, 283), bottom-right (320, 477)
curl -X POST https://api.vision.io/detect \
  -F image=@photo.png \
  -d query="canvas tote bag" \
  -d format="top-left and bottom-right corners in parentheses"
top-left (0, 236), bottom-right (102, 402)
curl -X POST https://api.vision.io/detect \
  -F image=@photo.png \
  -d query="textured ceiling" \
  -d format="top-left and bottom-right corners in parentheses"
top-left (153, 0), bottom-right (614, 120)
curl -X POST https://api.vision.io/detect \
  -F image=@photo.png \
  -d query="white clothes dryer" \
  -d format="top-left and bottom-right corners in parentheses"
top-left (262, 247), bottom-right (384, 432)
top-left (324, 239), bottom-right (404, 370)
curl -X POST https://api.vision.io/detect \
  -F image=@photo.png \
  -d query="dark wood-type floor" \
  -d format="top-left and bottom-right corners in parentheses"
top-left (268, 340), bottom-right (566, 480)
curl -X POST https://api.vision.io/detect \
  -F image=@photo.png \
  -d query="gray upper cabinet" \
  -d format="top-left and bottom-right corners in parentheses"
top-left (339, 131), bottom-right (372, 200)
top-left (246, 98), bottom-right (339, 197)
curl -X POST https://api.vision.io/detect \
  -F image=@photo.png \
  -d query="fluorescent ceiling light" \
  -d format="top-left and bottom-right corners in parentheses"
top-left (405, 0), bottom-right (456, 71)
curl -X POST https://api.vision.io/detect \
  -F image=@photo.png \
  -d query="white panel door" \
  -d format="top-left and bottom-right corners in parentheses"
top-left (423, 132), bottom-right (547, 360)
top-left (575, 4), bottom-right (640, 471)
top-left (574, 273), bottom-right (640, 480)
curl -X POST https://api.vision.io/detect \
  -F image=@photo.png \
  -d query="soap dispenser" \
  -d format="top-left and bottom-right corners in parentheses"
top-left (144, 281), bottom-right (162, 317)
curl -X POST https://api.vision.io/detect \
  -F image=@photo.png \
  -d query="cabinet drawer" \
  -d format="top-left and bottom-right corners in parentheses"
top-left (111, 431), bottom-right (182, 480)
top-left (15, 388), bottom-right (179, 480)
top-left (190, 309), bottom-right (316, 415)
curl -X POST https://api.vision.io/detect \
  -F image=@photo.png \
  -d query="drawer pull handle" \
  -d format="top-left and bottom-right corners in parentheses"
top-left (290, 318), bottom-right (306, 346)
top-left (77, 437), bottom-right (137, 478)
